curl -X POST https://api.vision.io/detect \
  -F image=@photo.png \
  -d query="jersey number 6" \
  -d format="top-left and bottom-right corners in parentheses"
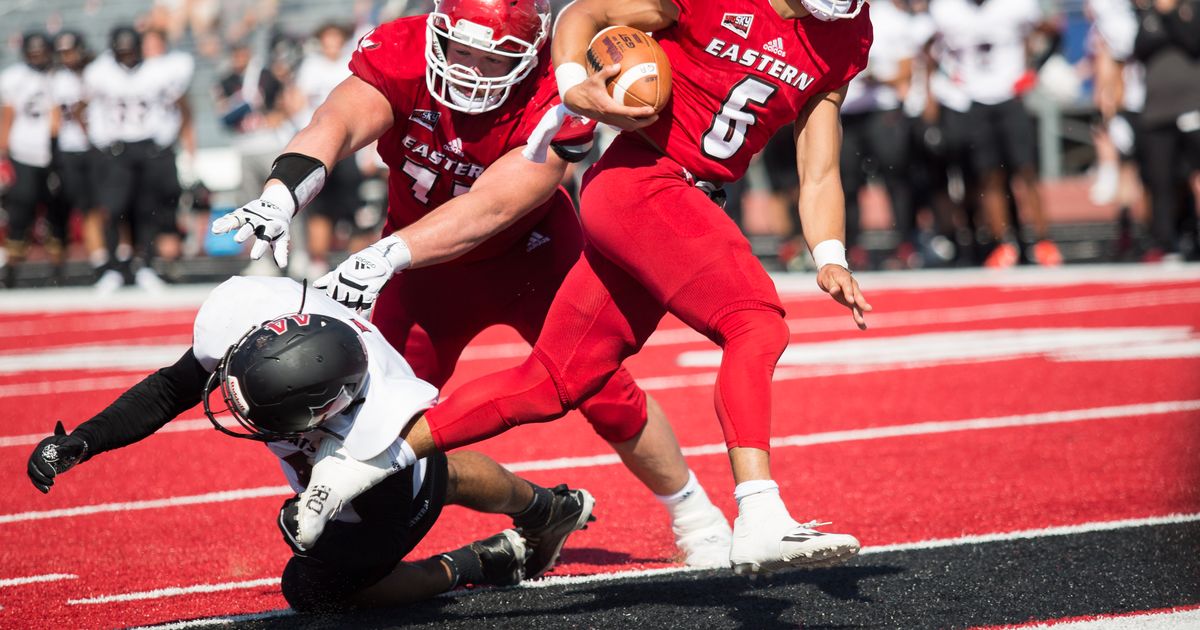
top-left (701, 76), bottom-right (778, 160)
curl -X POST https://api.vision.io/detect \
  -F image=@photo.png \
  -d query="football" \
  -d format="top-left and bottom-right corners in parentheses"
top-left (586, 26), bottom-right (672, 113)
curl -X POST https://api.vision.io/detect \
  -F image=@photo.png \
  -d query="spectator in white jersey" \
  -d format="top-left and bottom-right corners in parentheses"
top-left (0, 32), bottom-right (68, 287)
top-left (50, 31), bottom-right (107, 280)
top-left (293, 22), bottom-right (365, 280)
top-left (927, 0), bottom-right (1064, 269)
top-left (85, 26), bottom-right (194, 292)
top-left (840, 0), bottom-right (920, 270)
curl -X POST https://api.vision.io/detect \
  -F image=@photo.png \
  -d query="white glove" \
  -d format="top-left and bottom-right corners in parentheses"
top-left (211, 184), bottom-right (295, 268)
top-left (278, 436), bottom-right (405, 552)
top-left (313, 234), bottom-right (412, 312)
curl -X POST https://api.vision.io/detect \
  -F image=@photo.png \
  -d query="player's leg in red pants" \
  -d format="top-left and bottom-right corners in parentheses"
top-left (374, 192), bottom-right (650, 445)
top-left (426, 136), bottom-right (788, 454)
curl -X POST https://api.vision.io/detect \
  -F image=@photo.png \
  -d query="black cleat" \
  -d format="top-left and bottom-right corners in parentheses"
top-left (517, 485), bottom-right (596, 579)
top-left (472, 529), bottom-right (528, 587)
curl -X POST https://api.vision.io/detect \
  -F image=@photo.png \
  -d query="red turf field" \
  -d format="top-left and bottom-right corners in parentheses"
top-left (1, 266), bottom-right (1198, 629)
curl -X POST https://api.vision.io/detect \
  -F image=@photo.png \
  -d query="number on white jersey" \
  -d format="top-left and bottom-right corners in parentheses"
top-left (701, 77), bottom-right (778, 160)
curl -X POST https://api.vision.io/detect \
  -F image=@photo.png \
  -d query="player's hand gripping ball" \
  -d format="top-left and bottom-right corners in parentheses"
top-left (586, 26), bottom-right (672, 113)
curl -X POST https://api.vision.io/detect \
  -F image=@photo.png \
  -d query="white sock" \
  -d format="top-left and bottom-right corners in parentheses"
top-left (655, 470), bottom-right (699, 507)
top-left (734, 480), bottom-right (786, 519)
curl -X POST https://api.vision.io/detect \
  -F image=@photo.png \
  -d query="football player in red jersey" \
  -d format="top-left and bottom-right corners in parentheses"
top-left (212, 0), bottom-right (732, 569)
top-left (393, 0), bottom-right (876, 575)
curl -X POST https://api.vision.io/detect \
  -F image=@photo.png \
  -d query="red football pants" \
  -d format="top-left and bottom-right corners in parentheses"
top-left (372, 189), bottom-right (647, 444)
top-left (427, 137), bottom-right (788, 452)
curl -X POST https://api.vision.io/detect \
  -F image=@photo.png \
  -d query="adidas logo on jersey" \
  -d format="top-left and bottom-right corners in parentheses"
top-left (763, 37), bottom-right (786, 57)
top-left (410, 109), bottom-right (441, 131)
top-left (443, 137), bottom-right (463, 155)
top-left (721, 13), bottom-right (753, 39)
top-left (526, 231), bottom-right (550, 252)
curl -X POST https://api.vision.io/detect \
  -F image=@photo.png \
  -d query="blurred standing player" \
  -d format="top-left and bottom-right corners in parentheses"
top-left (0, 32), bottom-right (66, 287)
top-left (840, 0), bottom-right (919, 269)
top-left (293, 22), bottom-right (364, 280)
top-left (50, 31), bottom-right (106, 281)
top-left (26, 275), bottom-right (595, 611)
top-left (214, 0), bottom-right (733, 568)
top-left (377, 0), bottom-right (875, 575)
top-left (927, 0), bottom-right (1063, 268)
top-left (85, 26), bottom-right (194, 292)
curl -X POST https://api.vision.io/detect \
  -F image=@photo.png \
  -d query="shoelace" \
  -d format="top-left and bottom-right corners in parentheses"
top-left (797, 520), bottom-right (833, 530)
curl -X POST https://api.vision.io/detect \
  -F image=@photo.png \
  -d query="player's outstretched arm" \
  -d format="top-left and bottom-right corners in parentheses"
top-left (552, 0), bottom-right (676, 130)
top-left (212, 76), bottom-right (394, 267)
top-left (314, 144), bottom-right (570, 311)
top-left (794, 86), bottom-right (872, 330)
top-left (26, 349), bottom-right (210, 493)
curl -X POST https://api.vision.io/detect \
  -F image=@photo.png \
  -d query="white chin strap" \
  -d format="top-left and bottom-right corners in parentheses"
top-left (801, 0), bottom-right (866, 21)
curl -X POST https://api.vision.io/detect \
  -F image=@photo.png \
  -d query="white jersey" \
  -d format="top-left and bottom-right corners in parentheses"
top-left (1086, 0), bottom-right (1145, 112)
top-left (293, 51), bottom-right (351, 127)
top-left (904, 10), bottom-right (939, 117)
top-left (83, 51), bottom-right (194, 147)
top-left (192, 277), bottom-right (440, 500)
top-left (843, 1), bottom-right (920, 115)
top-left (1, 63), bottom-right (54, 167)
top-left (929, 0), bottom-right (1042, 108)
top-left (51, 69), bottom-right (90, 153)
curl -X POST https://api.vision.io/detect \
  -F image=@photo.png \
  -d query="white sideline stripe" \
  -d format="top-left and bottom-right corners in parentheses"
top-left (4, 400), bottom-right (1197, 524)
top-left (998, 608), bottom-right (1200, 629)
top-left (67, 512), bottom-right (1200, 620)
top-left (5, 286), bottom-right (1199, 380)
top-left (1, 264), bottom-right (1195, 314)
top-left (63, 511), bottom-right (1200, 630)
top-left (0, 418), bottom-right (220, 449)
top-left (0, 573), bottom-right (77, 588)
top-left (130, 610), bottom-right (294, 630)
top-left (504, 400), bottom-right (1200, 471)
top-left (0, 486), bottom-right (292, 524)
top-left (67, 577), bottom-right (281, 605)
top-left (462, 286), bottom-right (1200, 361)
top-left (0, 375), bottom-right (143, 398)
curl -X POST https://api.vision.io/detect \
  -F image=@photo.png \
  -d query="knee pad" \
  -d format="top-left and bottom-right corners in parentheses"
top-left (578, 368), bottom-right (648, 444)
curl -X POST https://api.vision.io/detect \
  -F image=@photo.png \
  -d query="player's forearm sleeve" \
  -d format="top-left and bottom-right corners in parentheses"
top-left (71, 349), bottom-right (211, 458)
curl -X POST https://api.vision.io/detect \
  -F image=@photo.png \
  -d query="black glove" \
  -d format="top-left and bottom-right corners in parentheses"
top-left (28, 421), bottom-right (88, 493)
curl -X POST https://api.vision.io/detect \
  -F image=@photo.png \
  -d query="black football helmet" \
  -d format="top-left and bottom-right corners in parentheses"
top-left (109, 25), bottom-right (142, 68)
top-left (203, 313), bottom-right (369, 442)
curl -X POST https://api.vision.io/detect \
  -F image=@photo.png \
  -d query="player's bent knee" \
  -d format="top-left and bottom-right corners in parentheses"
top-left (578, 369), bottom-right (648, 443)
top-left (493, 353), bottom-right (571, 427)
top-left (715, 309), bottom-right (790, 363)
top-left (281, 557), bottom-right (356, 614)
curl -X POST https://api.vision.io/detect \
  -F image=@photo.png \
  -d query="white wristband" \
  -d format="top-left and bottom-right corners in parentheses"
top-left (373, 234), bottom-right (413, 273)
top-left (812, 239), bottom-right (849, 270)
top-left (555, 62), bottom-right (588, 101)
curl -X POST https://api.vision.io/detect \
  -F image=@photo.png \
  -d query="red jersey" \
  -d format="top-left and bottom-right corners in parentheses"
top-left (349, 17), bottom-right (592, 261)
top-left (638, 1), bottom-right (873, 184)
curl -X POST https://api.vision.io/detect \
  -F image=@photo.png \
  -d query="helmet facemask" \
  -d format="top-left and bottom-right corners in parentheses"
top-left (801, 0), bottom-right (868, 21)
top-left (424, 4), bottom-right (549, 114)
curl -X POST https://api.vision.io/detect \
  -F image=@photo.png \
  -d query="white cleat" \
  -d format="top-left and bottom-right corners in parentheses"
top-left (730, 515), bottom-right (860, 576)
top-left (94, 269), bottom-right (125, 294)
top-left (672, 501), bottom-right (733, 569)
top-left (134, 267), bottom-right (167, 293)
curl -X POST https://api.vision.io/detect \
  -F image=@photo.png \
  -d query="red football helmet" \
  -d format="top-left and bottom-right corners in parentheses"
top-left (425, 0), bottom-right (551, 113)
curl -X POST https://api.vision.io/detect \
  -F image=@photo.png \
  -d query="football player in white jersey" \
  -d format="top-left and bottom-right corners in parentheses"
top-left (50, 31), bottom-right (108, 281)
top-left (0, 32), bottom-right (68, 287)
top-left (927, 0), bottom-right (1062, 268)
top-left (85, 26), bottom-right (193, 292)
top-left (26, 276), bottom-right (596, 612)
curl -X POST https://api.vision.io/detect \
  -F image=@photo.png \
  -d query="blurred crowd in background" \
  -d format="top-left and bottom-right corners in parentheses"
top-left (0, 0), bottom-right (1197, 290)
